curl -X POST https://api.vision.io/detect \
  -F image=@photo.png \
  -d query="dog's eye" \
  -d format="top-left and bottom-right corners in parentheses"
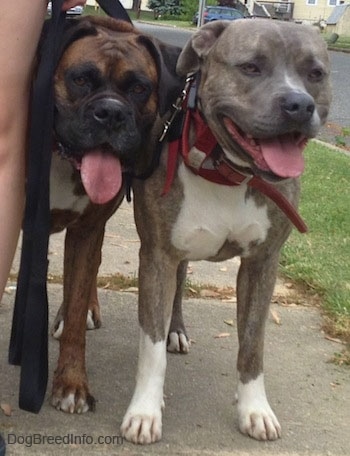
top-left (239, 63), bottom-right (261, 76)
top-left (130, 83), bottom-right (147, 95)
top-left (73, 76), bottom-right (88, 87)
top-left (308, 68), bottom-right (324, 82)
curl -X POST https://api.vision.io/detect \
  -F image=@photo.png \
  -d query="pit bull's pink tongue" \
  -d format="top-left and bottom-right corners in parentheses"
top-left (259, 134), bottom-right (305, 178)
top-left (80, 150), bottom-right (122, 204)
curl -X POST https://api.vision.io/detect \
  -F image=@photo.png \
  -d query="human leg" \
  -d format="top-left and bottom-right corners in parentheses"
top-left (0, 3), bottom-right (48, 452)
top-left (0, 1), bottom-right (48, 298)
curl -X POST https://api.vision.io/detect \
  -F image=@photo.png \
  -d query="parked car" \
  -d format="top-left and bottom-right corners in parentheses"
top-left (47, 2), bottom-right (84, 16)
top-left (192, 6), bottom-right (245, 25)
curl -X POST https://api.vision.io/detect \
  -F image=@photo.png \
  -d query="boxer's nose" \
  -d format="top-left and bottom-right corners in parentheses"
top-left (91, 99), bottom-right (130, 129)
top-left (280, 91), bottom-right (315, 123)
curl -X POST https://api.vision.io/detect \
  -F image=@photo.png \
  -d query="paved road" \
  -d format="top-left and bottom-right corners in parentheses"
top-left (1, 203), bottom-right (349, 455)
top-left (327, 51), bottom-right (350, 127)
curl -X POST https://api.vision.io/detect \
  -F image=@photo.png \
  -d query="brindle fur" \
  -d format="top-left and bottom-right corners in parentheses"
top-left (121, 19), bottom-right (331, 444)
top-left (49, 15), bottom-right (184, 413)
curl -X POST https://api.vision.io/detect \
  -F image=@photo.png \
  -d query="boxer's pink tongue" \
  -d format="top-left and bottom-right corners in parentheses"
top-left (259, 135), bottom-right (305, 178)
top-left (80, 150), bottom-right (122, 204)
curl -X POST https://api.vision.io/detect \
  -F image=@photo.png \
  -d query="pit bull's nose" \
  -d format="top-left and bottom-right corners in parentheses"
top-left (91, 99), bottom-right (126, 128)
top-left (281, 92), bottom-right (315, 123)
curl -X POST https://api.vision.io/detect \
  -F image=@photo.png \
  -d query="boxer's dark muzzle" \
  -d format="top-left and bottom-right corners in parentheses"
top-left (55, 94), bottom-right (141, 167)
top-left (54, 93), bottom-right (142, 205)
top-left (54, 92), bottom-right (144, 205)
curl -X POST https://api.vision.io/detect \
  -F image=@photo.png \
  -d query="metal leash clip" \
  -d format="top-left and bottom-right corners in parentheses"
top-left (159, 73), bottom-right (196, 142)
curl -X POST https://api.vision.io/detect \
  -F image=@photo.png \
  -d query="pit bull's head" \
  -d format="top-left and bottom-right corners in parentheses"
top-left (177, 19), bottom-right (331, 180)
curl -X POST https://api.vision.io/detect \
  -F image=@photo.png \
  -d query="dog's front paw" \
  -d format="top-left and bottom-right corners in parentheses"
top-left (167, 330), bottom-right (190, 354)
top-left (237, 377), bottom-right (281, 441)
top-left (238, 404), bottom-right (281, 441)
top-left (51, 368), bottom-right (95, 414)
top-left (121, 409), bottom-right (162, 444)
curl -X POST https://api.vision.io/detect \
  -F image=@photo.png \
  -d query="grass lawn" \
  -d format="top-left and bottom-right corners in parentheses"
top-left (280, 141), bottom-right (350, 345)
top-left (83, 6), bottom-right (196, 28)
top-left (325, 33), bottom-right (350, 51)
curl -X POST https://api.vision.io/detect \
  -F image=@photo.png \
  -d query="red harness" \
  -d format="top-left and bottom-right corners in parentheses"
top-left (162, 106), bottom-right (308, 234)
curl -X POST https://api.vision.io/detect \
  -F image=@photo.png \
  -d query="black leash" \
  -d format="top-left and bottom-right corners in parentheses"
top-left (8, 0), bottom-right (132, 414)
top-left (98, 0), bottom-right (132, 23)
top-left (8, 0), bottom-right (66, 414)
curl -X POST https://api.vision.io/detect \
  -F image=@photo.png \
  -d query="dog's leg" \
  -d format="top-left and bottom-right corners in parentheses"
top-left (235, 254), bottom-right (281, 441)
top-left (51, 220), bottom-right (106, 413)
top-left (167, 259), bottom-right (190, 354)
top-left (121, 247), bottom-right (178, 444)
top-left (51, 274), bottom-right (101, 339)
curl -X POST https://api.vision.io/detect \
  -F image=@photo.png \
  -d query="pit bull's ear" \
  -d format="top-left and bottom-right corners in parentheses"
top-left (138, 36), bottom-right (185, 117)
top-left (177, 20), bottom-right (230, 76)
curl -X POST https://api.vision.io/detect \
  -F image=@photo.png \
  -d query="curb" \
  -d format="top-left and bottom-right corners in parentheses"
top-left (312, 138), bottom-right (350, 156)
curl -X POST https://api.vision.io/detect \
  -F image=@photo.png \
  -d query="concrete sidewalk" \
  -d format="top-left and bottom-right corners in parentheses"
top-left (1, 202), bottom-right (349, 455)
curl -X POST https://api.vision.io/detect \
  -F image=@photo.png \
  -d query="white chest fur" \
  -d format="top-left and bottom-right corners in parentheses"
top-left (50, 153), bottom-right (89, 213)
top-left (171, 164), bottom-right (271, 260)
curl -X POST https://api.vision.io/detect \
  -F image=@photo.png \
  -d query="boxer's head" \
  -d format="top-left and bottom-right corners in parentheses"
top-left (52, 16), bottom-right (183, 204)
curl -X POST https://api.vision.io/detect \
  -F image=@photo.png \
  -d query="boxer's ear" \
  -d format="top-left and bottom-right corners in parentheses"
top-left (39, 17), bottom-right (99, 65)
top-left (57, 18), bottom-right (99, 59)
top-left (177, 20), bottom-right (230, 76)
top-left (138, 36), bottom-right (185, 117)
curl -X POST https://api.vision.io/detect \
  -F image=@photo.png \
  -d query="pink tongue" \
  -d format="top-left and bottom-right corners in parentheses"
top-left (259, 135), bottom-right (305, 178)
top-left (80, 150), bottom-right (122, 204)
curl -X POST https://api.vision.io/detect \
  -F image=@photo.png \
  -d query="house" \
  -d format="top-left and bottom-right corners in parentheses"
top-left (326, 3), bottom-right (350, 33)
top-left (252, 0), bottom-right (349, 23)
top-left (86, 0), bottom-right (147, 10)
top-left (293, 0), bottom-right (349, 23)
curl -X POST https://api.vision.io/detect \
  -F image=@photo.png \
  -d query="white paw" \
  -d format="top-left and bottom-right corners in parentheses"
top-left (52, 320), bottom-right (64, 339)
top-left (121, 406), bottom-right (162, 444)
top-left (51, 310), bottom-right (98, 340)
top-left (86, 309), bottom-right (97, 330)
top-left (237, 375), bottom-right (281, 441)
top-left (51, 392), bottom-right (90, 414)
top-left (167, 331), bottom-right (190, 354)
top-left (238, 403), bottom-right (281, 441)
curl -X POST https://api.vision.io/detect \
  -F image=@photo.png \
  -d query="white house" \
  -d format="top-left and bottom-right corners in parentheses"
top-left (86, 0), bottom-right (141, 9)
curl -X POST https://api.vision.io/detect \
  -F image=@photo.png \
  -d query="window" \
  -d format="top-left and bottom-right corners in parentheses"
top-left (307, 0), bottom-right (317, 5)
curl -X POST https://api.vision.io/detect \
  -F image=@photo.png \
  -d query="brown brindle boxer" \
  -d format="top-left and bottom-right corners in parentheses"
top-left (49, 15), bottom-right (183, 414)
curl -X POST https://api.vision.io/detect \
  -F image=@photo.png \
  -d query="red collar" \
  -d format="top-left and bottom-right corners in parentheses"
top-left (162, 108), bottom-right (307, 234)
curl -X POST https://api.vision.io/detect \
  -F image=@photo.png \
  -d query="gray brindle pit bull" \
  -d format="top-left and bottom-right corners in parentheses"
top-left (120, 20), bottom-right (331, 443)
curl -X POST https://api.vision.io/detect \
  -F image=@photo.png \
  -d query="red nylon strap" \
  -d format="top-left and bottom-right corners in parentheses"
top-left (162, 108), bottom-right (307, 234)
top-left (182, 110), bottom-right (217, 162)
top-left (216, 161), bottom-right (308, 233)
top-left (162, 139), bottom-right (180, 195)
